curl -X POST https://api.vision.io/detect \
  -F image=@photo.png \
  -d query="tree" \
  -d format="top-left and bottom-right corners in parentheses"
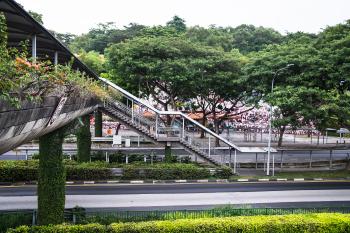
top-left (106, 35), bottom-right (228, 156)
top-left (189, 50), bottom-right (258, 145)
top-left (106, 32), bottom-right (253, 146)
top-left (70, 22), bottom-right (146, 53)
top-left (54, 32), bottom-right (76, 46)
top-left (166, 15), bottom-right (186, 32)
top-left (70, 22), bottom-right (117, 53)
top-left (231, 24), bottom-right (283, 54)
top-left (186, 24), bottom-right (283, 54)
top-left (28, 10), bottom-right (43, 24)
top-left (244, 33), bottom-right (346, 146)
top-left (106, 35), bottom-right (207, 111)
top-left (77, 50), bottom-right (106, 74)
top-left (186, 26), bottom-right (234, 52)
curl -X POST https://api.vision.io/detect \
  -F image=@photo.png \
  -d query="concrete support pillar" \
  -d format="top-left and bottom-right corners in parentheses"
top-left (32, 34), bottom-right (37, 62)
top-left (54, 51), bottom-right (58, 66)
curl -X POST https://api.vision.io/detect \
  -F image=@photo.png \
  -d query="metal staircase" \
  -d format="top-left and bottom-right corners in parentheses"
top-left (98, 77), bottom-right (241, 166)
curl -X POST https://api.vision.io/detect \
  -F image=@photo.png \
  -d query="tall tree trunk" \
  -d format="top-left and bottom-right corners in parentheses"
top-left (38, 127), bottom-right (65, 225)
top-left (214, 120), bottom-right (220, 147)
top-left (76, 115), bottom-right (91, 162)
top-left (164, 104), bottom-right (172, 162)
top-left (278, 125), bottom-right (286, 147)
top-left (200, 114), bottom-right (206, 138)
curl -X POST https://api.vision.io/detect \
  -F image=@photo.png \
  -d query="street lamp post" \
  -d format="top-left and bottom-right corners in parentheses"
top-left (267, 64), bottom-right (294, 176)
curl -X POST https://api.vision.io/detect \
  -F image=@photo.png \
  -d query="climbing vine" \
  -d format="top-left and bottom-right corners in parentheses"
top-left (0, 12), bottom-right (111, 108)
top-left (76, 115), bottom-right (92, 162)
top-left (38, 127), bottom-right (66, 225)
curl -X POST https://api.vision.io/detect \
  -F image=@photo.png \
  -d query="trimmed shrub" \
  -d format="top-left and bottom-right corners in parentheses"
top-left (0, 161), bottom-right (221, 181)
top-left (122, 164), bottom-right (211, 180)
top-left (215, 166), bottom-right (234, 179)
top-left (0, 161), bottom-right (112, 182)
top-left (0, 167), bottom-right (37, 182)
top-left (66, 167), bottom-right (112, 180)
top-left (0, 211), bottom-right (32, 233)
top-left (7, 213), bottom-right (350, 233)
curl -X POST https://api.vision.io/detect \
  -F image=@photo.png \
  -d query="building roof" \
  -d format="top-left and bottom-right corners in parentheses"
top-left (0, 0), bottom-right (98, 79)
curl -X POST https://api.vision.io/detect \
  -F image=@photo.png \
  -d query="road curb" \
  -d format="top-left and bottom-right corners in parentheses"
top-left (1, 177), bottom-right (350, 186)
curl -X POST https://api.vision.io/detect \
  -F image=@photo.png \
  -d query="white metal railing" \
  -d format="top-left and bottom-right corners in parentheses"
top-left (98, 77), bottom-right (242, 166)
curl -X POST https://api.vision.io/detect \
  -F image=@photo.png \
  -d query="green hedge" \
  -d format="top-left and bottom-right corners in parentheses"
top-left (0, 161), bottom-right (112, 182)
top-left (7, 213), bottom-right (350, 233)
top-left (0, 161), bottom-right (227, 181)
top-left (122, 164), bottom-right (211, 180)
top-left (65, 167), bottom-right (112, 180)
top-left (0, 211), bottom-right (32, 233)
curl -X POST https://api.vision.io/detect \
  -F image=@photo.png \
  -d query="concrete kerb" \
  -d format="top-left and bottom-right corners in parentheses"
top-left (1, 177), bottom-right (350, 186)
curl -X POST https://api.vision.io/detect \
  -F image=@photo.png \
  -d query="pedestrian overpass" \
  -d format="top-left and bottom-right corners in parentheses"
top-left (0, 0), bottom-right (253, 169)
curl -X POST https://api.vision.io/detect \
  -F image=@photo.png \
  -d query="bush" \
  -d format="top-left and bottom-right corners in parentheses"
top-left (109, 153), bottom-right (145, 164)
top-left (0, 161), bottom-right (112, 182)
top-left (0, 161), bottom-right (38, 182)
top-left (7, 213), bottom-right (350, 233)
top-left (66, 167), bottom-right (112, 180)
top-left (122, 164), bottom-right (210, 180)
top-left (215, 166), bottom-right (233, 179)
top-left (0, 161), bottom-right (219, 182)
top-left (0, 211), bottom-right (32, 233)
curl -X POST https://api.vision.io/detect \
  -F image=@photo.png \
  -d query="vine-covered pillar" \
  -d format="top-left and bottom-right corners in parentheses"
top-left (76, 114), bottom-right (91, 162)
top-left (164, 142), bottom-right (172, 162)
top-left (38, 127), bottom-right (66, 225)
top-left (94, 110), bottom-right (103, 137)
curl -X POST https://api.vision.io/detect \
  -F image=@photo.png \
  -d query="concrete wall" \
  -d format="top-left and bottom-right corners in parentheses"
top-left (0, 96), bottom-right (99, 154)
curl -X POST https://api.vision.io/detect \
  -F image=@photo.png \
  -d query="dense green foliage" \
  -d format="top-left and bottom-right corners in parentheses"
top-left (122, 163), bottom-right (211, 180)
top-left (0, 13), bottom-right (109, 107)
top-left (38, 128), bottom-right (66, 225)
top-left (0, 160), bottom-right (112, 182)
top-left (0, 211), bottom-right (32, 233)
top-left (0, 161), bottom-right (231, 181)
top-left (7, 213), bottom-right (350, 233)
top-left (76, 115), bottom-right (92, 162)
top-left (64, 16), bottom-right (350, 145)
top-left (94, 111), bottom-right (103, 137)
top-left (244, 20), bottom-right (350, 145)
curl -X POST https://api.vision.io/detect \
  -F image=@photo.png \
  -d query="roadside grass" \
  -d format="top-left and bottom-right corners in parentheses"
top-left (233, 169), bottom-right (350, 180)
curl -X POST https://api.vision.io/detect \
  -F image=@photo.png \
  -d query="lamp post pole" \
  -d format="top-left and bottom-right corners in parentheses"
top-left (267, 64), bottom-right (294, 176)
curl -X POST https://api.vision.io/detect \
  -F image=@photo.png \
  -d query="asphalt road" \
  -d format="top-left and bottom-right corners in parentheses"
top-left (1, 182), bottom-right (350, 210)
top-left (1, 181), bottom-right (350, 196)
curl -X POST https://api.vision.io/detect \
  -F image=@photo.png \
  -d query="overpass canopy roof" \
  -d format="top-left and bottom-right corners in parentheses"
top-left (0, 0), bottom-right (97, 79)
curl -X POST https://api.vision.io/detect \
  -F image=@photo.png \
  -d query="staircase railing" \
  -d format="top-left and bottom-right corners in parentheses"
top-left (98, 77), bottom-right (241, 168)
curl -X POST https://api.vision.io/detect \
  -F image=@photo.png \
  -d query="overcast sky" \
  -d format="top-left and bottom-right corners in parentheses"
top-left (16, 0), bottom-right (350, 35)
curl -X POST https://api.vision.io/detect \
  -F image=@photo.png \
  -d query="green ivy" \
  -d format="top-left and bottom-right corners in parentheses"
top-left (94, 110), bottom-right (103, 137)
top-left (76, 115), bottom-right (92, 162)
top-left (0, 12), bottom-right (7, 51)
top-left (38, 127), bottom-right (66, 225)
